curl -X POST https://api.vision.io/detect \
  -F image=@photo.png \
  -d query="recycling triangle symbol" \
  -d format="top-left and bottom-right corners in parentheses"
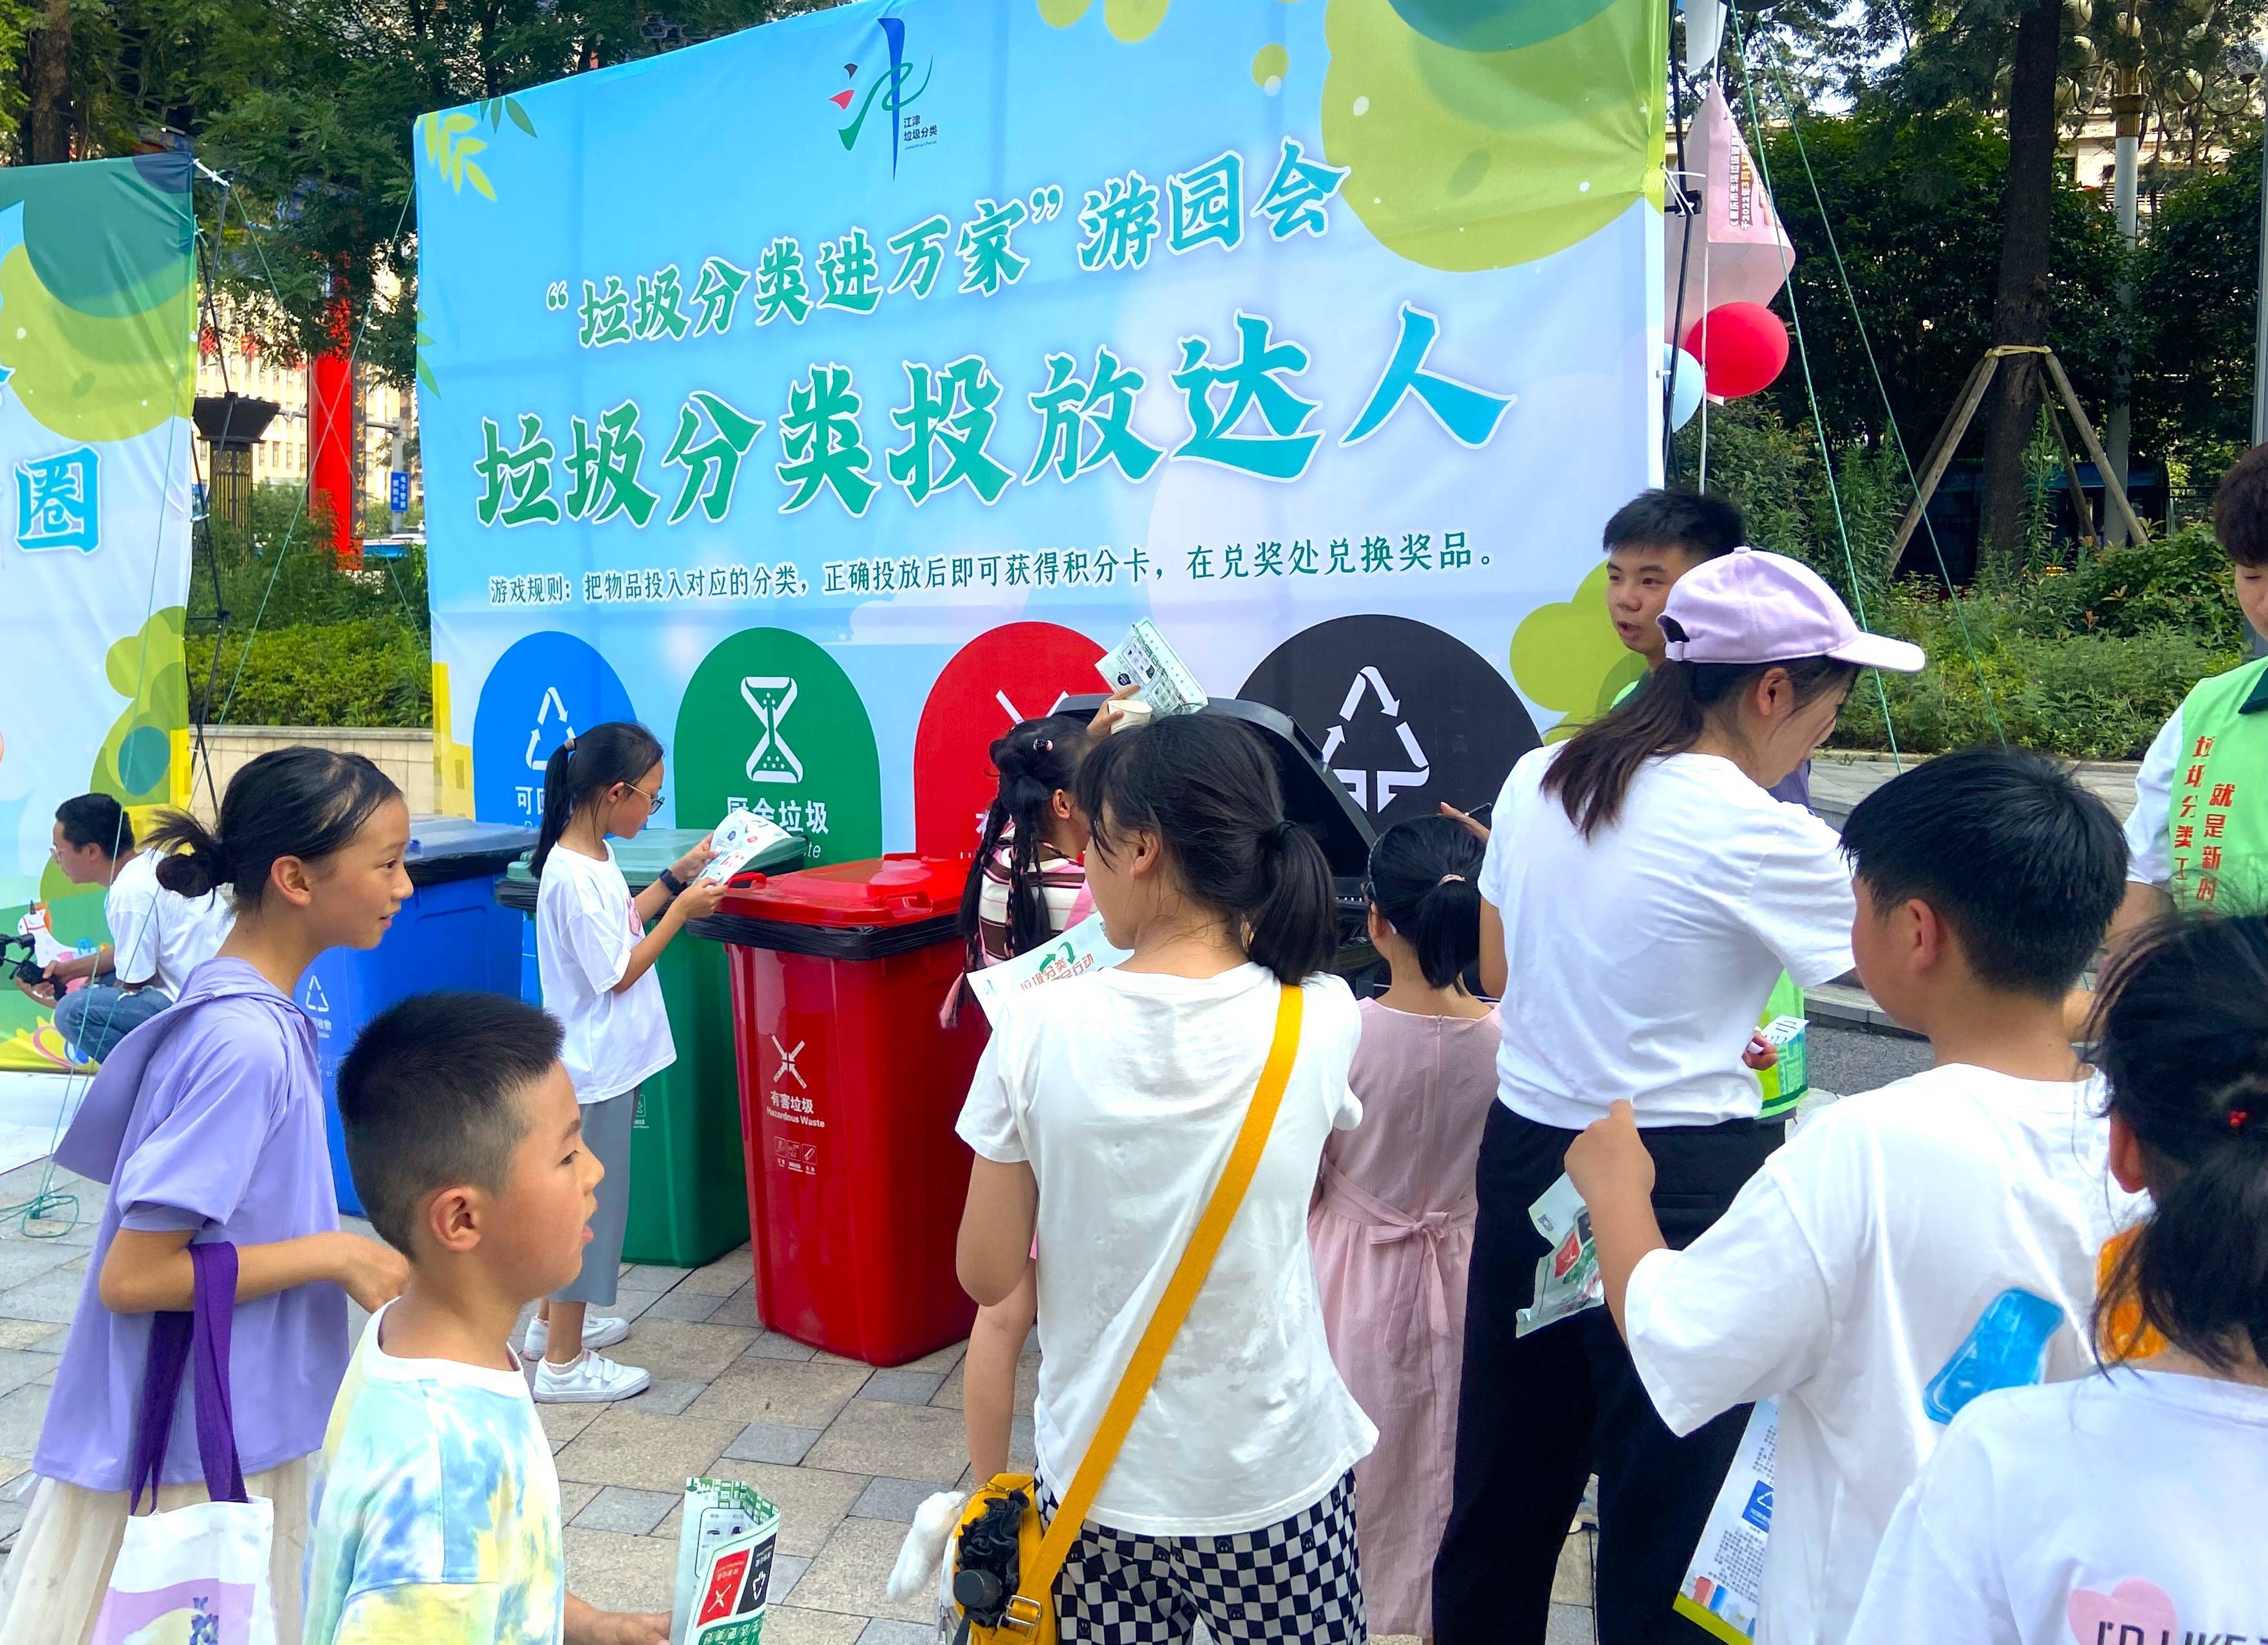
top-left (1319, 666), bottom-right (1429, 812)
top-left (302, 976), bottom-right (330, 1015)
top-left (526, 686), bottom-right (576, 772)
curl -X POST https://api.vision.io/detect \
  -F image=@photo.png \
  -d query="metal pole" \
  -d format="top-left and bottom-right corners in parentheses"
top-left (2255, 68), bottom-right (2268, 445)
top-left (2107, 71), bottom-right (2142, 544)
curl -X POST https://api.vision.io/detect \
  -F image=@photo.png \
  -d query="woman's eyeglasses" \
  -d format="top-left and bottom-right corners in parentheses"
top-left (626, 783), bottom-right (664, 815)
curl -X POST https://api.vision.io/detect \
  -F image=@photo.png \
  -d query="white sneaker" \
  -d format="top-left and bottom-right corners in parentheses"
top-left (522, 1314), bottom-right (630, 1359)
top-left (532, 1351), bottom-right (651, 1404)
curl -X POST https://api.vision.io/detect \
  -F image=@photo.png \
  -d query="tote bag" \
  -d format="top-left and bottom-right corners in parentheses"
top-left (91, 1241), bottom-right (277, 1645)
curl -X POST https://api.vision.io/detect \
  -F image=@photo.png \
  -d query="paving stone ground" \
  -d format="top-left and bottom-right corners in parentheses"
top-left (0, 1155), bottom-right (1595, 1642)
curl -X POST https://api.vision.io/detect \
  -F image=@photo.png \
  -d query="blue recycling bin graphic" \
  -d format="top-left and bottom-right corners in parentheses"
top-left (473, 631), bottom-right (640, 829)
top-left (299, 817), bottom-right (537, 1214)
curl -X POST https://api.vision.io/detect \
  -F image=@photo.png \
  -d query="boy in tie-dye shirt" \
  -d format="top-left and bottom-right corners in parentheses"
top-left (305, 993), bottom-right (668, 1645)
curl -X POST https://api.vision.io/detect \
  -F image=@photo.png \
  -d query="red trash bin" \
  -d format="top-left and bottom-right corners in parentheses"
top-left (697, 854), bottom-right (985, 1365)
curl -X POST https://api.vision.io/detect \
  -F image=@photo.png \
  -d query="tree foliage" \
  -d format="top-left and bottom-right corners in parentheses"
top-left (12, 0), bottom-right (838, 385)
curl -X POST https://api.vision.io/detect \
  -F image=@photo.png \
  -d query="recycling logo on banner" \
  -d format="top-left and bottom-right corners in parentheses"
top-left (1319, 667), bottom-right (1431, 813)
top-left (526, 687), bottom-right (574, 772)
top-left (1241, 615), bottom-right (1541, 832)
top-left (741, 677), bottom-right (805, 784)
top-left (674, 627), bottom-right (882, 866)
top-left (472, 631), bottom-right (639, 826)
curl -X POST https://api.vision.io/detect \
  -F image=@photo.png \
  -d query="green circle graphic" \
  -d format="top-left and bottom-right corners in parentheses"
top-left (671, 627), bottom-right (882, 868)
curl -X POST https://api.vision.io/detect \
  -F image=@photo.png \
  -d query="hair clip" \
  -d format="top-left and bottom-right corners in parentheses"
top-left (2231, 1108), bottom-right (2251, 1131)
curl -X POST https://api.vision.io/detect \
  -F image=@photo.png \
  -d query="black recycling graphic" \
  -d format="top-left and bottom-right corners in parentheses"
top-left (1240, 616), bottom-right (1540, 832)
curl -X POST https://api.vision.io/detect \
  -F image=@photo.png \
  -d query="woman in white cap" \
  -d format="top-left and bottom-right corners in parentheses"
top-left (1432, 547), bottom-right (1924, 1645)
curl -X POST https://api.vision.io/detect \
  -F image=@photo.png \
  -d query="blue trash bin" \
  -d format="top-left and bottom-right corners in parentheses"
top-left (300, 815), bottom-right (538, 1216)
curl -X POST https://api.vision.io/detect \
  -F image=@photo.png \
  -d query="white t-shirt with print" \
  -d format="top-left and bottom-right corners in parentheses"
top-left (535, 842), bottom-right (673, 1104)
top-left (108, 849), bottom-right (233, 996)
top-left (1479, 747), bottom-right (1855, 1129)
top-left (955, 963), bottom-right (1378, 1538)
top-left (2124, 709), bottom-right (2179, 888)
top-left (1622, 1066), bottom-right (2145, 1645)
top-left (1848, 1368), bottom-right (2268, 1645)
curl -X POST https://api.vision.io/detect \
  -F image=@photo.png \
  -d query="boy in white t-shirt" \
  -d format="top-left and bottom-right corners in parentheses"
top-left (1566, 748), bottom-right (2144, 1645)
top-left (1850, 913), bottom-right (2268, 1645)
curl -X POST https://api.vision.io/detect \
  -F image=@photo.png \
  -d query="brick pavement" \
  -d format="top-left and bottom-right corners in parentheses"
top-left (0, 1153), bottom-right (1597, 1642)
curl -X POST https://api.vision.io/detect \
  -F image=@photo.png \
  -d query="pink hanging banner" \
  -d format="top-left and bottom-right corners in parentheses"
top-left (1667, 83), bottom-right (1795, 342)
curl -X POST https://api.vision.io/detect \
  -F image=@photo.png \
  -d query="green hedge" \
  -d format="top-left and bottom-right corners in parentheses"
top-left (188, 619), bottom-right (432, 729)
top-left (1832, 529), bottom-right (2249, 761)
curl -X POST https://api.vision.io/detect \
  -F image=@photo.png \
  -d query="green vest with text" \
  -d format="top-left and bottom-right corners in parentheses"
top-left (2163, 655), bottom-right (2268, 911)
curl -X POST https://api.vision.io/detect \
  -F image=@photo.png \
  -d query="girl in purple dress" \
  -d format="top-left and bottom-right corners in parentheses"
top-left (2, 749), bottom-right (414, 1643)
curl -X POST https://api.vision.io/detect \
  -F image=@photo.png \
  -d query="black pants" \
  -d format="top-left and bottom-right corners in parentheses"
top-left (1434, 1102), bottom-right (1783, 1645)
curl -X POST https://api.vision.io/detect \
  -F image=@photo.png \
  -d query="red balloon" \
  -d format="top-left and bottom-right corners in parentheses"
top-left (1683, 302), bottom-right (1790, 399)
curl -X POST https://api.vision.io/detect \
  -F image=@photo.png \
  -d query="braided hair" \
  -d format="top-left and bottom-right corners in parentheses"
top-left (958, 715), bottom-right (1089, 971)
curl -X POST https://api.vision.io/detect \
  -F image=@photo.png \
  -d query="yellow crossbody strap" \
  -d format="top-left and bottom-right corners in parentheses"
top-left (1006, 982), bottom-right (1304, 1626)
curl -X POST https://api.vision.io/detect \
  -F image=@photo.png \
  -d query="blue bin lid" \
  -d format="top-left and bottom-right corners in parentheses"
top-left (408, 815), bottom-right (540, 859)
top-left (405, 815), bottom-right (539, 886)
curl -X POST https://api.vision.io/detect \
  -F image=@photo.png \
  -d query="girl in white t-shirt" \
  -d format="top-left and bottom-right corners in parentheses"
top-left (529, 721), bottom-right (724, 1404)
top-left (1439, 548), bottom-right (1924, 1645)
top-left (955, 712), bottom-right (1376, 1644)
top-left (1850, 913), bottom-right (2268, 1645)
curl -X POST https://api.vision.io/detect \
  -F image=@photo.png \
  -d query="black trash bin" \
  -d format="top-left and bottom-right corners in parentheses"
top-left (1057, 695), bottom-right (1379, 973)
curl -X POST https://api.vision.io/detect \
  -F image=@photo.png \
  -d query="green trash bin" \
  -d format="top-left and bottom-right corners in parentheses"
top-left (496, 826), bottom-right (807, 1267)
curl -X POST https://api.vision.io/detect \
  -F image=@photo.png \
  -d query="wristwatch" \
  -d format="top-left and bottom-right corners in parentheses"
top-left (657, 867), bottom-right (688, 898)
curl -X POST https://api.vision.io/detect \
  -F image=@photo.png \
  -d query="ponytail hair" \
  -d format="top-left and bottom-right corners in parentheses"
top-left (958, 714), bottom-right (1089, 969)
top-left (1075, 714), bottom-right (1335, 985)
top-left (1543, 655), bottom-right (1858, 837)
top-left (532, 721), bottom-right (664, 875)
top-left (145, 747), bottom-right (401, 905)
top-left (1366, 815), bottom-right (1485, 990)
top-left (2090, 913), bottom-right (2268, 1372)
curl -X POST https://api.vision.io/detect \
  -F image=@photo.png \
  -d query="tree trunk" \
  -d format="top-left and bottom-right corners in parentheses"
top-left (1976, 0), bottom-right (2063, 572)
top-left (24, 0), bottom-right (71, 165)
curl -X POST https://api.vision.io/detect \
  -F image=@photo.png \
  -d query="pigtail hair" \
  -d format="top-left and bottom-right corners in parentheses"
top-left (958, 715), bottom-right (1091, 969)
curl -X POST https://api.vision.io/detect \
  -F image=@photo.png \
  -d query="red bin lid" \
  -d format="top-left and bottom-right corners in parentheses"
top-left (713, 853), bottom-right (975, 929)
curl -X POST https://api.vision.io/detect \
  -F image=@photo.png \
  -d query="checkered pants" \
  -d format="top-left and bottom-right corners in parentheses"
top-left (1035, 1471), bottom-right (1365, 1644)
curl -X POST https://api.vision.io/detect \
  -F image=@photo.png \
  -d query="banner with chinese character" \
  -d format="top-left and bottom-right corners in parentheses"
top-left (0, 154), bottom-right (198, 1072)
top-left (418, 0), bottom-right (1669, 856)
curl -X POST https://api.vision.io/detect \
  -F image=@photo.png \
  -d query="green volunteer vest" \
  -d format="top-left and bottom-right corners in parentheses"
top-left (2163, 655), bottom-right (2268, 911)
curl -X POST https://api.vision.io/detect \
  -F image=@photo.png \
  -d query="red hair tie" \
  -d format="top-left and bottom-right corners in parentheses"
top-left (2231, 1109), bottom-right (2251, 1131)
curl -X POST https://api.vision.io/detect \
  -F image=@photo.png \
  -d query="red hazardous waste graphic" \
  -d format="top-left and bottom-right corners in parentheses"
top-left (913, 622), bottom-right (1106, 859)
